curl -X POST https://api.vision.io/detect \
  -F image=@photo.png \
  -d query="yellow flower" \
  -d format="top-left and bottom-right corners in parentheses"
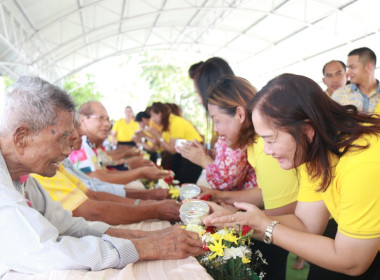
top-left (223, 230), bottom-right (239, 245)
top-left (169, 185), bottom-right (180, 199)
top-left (149, 181), bottom-right (155, 189)
top-left (211, 232), bottom-right (221, 242)
top-left (242, 256), bottom-right (251, 264)
top-left (208, 238), bottom-right (226, 260)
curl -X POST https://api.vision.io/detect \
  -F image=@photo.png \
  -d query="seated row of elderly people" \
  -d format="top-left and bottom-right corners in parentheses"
top-left (0, 76), bottom-right (205, 277)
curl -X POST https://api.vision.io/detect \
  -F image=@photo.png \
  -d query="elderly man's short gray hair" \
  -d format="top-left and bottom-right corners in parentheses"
top-left (0, 76), bottom-right (76, 136)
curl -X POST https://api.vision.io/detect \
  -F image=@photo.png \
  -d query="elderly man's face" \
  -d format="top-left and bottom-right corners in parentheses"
top-left (81, 103), bottom-right (111, 143)
top-left (22, 109), bottom-right (74, 177)
top-left (322, 61), bottom-right (347, 95)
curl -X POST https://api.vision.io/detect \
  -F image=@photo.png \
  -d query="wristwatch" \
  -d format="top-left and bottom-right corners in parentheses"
top-left (263, 220), bottom-right (280, 244)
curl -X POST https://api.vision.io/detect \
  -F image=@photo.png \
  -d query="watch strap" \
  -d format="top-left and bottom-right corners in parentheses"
top-left (263, 220), bottom-right (279, 244)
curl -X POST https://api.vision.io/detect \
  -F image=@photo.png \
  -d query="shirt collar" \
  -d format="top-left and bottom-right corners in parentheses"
top-left (351, 79), bottom-right (380, 96)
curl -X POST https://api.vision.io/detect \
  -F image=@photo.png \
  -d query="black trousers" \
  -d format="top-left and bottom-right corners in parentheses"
top-left (163, 153), bottom-right (202, 184)
top-left (308, 219), bottom-right (380, 280)
top-left (251, 240), bottom-right (288, 280)
top-left (117, 141), bottom-right (136, 147)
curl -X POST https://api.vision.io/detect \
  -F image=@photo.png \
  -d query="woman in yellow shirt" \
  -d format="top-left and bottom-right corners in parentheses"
top-left (111, 106), bottom-right (139, 146)
top-left (205, 73), bottom-right (380, 279)
top-left (146, 102), bottom-right (203, 184)
top-left (191, 76), bottom-right (298, 280)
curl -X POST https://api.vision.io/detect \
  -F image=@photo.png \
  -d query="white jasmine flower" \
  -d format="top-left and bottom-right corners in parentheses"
top-left (185, 224), bottom-right (205, 234)
top-left (156, 178), bottom-right (169, 189)
top-left (201, 232), bottom-right (214, 243)
top-left (222, 246), bottom-right (251, 261)
top-left (259, 271), bottom-right (266, 279)
top-left (216, 228), bottom-right (228, 235)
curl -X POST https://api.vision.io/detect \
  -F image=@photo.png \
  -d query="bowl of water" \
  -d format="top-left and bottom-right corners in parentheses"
top-left (180, 183), bottom-right (201, 201)
top-left (175, 139), bottom-right (189, 148)
top-left (180, 201), bottom-right (209, 225)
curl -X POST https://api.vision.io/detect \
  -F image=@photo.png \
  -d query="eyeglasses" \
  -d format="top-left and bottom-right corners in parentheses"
top-left (87, 114), bottom-right (110, 123)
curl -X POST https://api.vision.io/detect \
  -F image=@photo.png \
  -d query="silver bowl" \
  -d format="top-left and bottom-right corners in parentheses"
top-left (180, 201), bottom-right (209, 225)
top-left (180, 183), bottom-right (201, 201)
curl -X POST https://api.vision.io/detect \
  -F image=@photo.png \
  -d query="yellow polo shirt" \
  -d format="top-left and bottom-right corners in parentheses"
top-left (374, 102), bottom-right (380, 114)
top-left (32, 164), bottom-right (89, 211)
top-left (112, 118), bottom-right (139, 142)
top-left (298, 134), bottom-right (380, 241)
top-left (149, 119), bottom-right (163, 131)
top-left (162, 114), bottom-right (203, 143)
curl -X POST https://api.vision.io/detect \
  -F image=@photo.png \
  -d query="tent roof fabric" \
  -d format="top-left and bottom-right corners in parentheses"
top-left (0, 0), bottom-right (379, 86)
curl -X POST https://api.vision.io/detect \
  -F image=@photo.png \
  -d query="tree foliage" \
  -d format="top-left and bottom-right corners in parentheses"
top-left (139, 54), bottom-right (207, 135)
top-left (2, 76), bottom-right (15, 90)
top-left (64, 73), bottom-right (103, 107)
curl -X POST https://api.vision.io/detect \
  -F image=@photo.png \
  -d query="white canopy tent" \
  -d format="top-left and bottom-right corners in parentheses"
top-left (0, 0), bottom-right (379, 88)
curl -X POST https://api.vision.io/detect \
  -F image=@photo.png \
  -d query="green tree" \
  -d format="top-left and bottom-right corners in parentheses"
top-left (2, 76), bottom-right (15, 90)
top-left (0, 76), bottom-right (15, 95)
top-left (139, 54), bottom-right (207, 136)
top-left (64, 73), bottom-right (103, 107)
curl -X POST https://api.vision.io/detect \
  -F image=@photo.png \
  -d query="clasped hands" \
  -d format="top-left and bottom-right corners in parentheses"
top-left (175, 140), bottom-right (212, 168)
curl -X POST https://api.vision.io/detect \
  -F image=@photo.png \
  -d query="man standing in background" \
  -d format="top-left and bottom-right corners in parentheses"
top-left (332, 47), bottom-right (380, 113)
top-left (322, 60), bottom-right (347, 97)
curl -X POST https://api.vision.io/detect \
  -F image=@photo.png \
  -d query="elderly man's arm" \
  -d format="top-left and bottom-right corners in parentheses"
top-left (63, 158), bottom-right (169, 200)
top-left (106, 225), bottom-right (205, 261)
top-left (0, 178), bottom-right (138, 273)
top-left (87, 165), bottom-right (170, 184)
top-left (86, 189), bottom-right (157, 204)
top-left (72, 198), bottom-right (181, 225)
top-left (106, 145), bottom-right (141, 161)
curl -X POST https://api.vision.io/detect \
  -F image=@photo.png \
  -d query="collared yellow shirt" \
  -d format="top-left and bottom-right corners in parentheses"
top-left (32, 163), bottom-right (89, 211)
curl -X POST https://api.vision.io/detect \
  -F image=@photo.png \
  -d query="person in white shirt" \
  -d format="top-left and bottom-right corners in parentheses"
top-left (0, 76), bottom-right (204, 277)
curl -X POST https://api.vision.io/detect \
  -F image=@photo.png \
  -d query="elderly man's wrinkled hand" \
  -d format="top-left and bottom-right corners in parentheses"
top-left (156, 227), bottom-right (205, 259)
top-left (156, 199), bottom-right (181, 222)
top-left (148, 188), bottom-right (170, 200)
top-left (125, 156), bottom-right (153, 169)
top-left (141, 166), bottom-right (170, 181)
top-left (133, 226), bottom-right (205, 261)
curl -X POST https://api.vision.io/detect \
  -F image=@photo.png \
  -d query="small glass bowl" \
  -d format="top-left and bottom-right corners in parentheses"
top-left (180, 201), bottom-right (210, 225)
top-left (180, 183), bottom-right (201, 201)
top-left (175, 139), bottom-right (189, 148)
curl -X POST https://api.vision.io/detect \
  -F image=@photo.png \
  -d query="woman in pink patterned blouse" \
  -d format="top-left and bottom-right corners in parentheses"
top-left (177, 75), bottom-right (258, 191)
top-left (205, 136), bottom-right (256, 190)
